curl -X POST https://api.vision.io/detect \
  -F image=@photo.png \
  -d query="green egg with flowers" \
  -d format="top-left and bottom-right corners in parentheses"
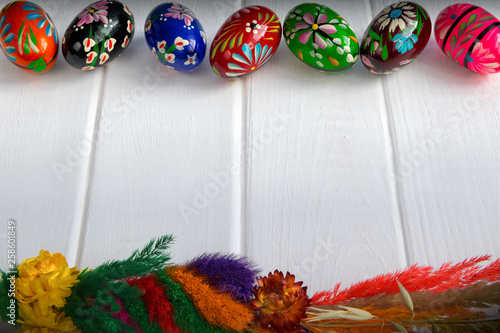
top-left (283, 3), bottom-right (359, 72)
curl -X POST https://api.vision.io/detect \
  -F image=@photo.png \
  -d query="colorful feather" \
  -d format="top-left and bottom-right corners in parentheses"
top-left (312, 256), bottom-right (500, 305)
top-left (168, 265), bottom-right (254, 332)
top-left (157, 274), bottom-right (231, 333)
top-left (127, 274), bottom-right (181, 333)
top-left (304, 281), bottom-right (500, 332)
top-left (186, 253), bottom-right (259, 302)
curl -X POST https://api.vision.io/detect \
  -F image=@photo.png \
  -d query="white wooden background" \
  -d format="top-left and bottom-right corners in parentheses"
top-left (1, 0), bottom-right (499, 331)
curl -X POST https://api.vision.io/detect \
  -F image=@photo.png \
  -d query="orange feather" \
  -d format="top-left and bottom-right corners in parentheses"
top-left (167, 266), bottom-right (254, 332)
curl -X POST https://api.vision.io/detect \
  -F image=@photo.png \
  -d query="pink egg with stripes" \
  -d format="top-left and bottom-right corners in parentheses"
top-left (435, 3), bottom-right (500, 74)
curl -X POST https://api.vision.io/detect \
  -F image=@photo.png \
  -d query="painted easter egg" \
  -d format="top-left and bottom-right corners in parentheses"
top-left (435, 4), bottom-right (500, 74)
top-left (144, 3), bottom-right (206, 72)
top-left (360, 2), bottom-right (431, 74)
top-left (62, 1), bottom-right (135, 71)
top-left (0, 1), bottom-right (58, 74)
top-left (210, 5), bottom-right (281, 79)
top-left (283, 3), bottom-right (358, 72)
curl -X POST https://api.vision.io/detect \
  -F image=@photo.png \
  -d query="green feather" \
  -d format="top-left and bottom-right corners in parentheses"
top-left (158, 273), bottom-right (231, 333)
top-left (0, 270), bottom-right (10, 322)
top-left (64, 281), bottom-right (136, 332)
top-left (64, 235), bottom-right (174, 332)
top-left (120, 289), bottom-right (163, 333)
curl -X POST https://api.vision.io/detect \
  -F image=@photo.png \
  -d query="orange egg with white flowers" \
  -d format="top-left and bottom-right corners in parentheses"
top-left (0, 1), bottom-right (59, 73)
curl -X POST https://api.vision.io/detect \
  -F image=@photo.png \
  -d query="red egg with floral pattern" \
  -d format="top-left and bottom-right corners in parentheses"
top-left (0, 1), bottom-right (59, 74)
top-left (435, 3), bottom-right (500, 74)
top-left (210, 5), bottom-right (281, 79)
top-left (360, 2), bottom-right (431, 74)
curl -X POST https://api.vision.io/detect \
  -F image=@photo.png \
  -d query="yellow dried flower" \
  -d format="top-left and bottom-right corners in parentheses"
top-left (17, 302), bottom-right (80, 333)
top-left (16, 251), bottom-right (80, 314)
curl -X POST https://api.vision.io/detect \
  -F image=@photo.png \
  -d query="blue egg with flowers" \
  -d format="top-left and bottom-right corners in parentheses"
top-left (144, 2), bottom-right (206, 72)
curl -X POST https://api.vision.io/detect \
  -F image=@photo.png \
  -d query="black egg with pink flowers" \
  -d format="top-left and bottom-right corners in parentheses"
top-left (62, 1), bottom-right (135, 71)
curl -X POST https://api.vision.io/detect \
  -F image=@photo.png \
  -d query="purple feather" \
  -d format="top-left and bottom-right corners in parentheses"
top-left (186, 253), bottom-right (260, 302)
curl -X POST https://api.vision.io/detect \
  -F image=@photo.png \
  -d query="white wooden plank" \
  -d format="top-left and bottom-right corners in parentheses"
top-left (372, 0), bottom-right (500, 266)
top-left (0, 1), bottom-right (103, 267)
top-left (242, 0), bottom-right (405, 292)
top-left (79, 0), bottom-right (246, 268)
top-left (0, 2), bottom-right (103, 331)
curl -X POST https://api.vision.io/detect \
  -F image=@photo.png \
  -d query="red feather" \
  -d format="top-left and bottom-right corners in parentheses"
top-left (312, 256), bottom-right (500, 305)
top-left (127, 275), bottom-right (182, 333)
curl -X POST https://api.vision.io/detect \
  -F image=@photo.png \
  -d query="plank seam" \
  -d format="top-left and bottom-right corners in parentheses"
top-left (240, 0), bottom-right (248, 256)
top-left (240, 75), bottom-right (251, 256)
top-left (369, 0), bottom-right (409, 268)
top-left (380, 78), bottom-right (409, 268)
top-left (73, 67), bottom-right (108, 267)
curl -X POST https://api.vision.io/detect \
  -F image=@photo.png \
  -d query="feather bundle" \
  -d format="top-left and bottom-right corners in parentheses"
top-left (167, 265), bottom-right (254, 332)
top-left (156, 274), bottom-right (231, 333)
top-left (2, 235), bottom-right (499, 333)
top-left (312, 256), bottom-right (499, 305)
top-left (304, 258), bottom-right (500, 332)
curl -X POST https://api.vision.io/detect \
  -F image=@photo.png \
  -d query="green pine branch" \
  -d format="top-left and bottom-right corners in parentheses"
top-left (74, 234), bottom-right (174, 298)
